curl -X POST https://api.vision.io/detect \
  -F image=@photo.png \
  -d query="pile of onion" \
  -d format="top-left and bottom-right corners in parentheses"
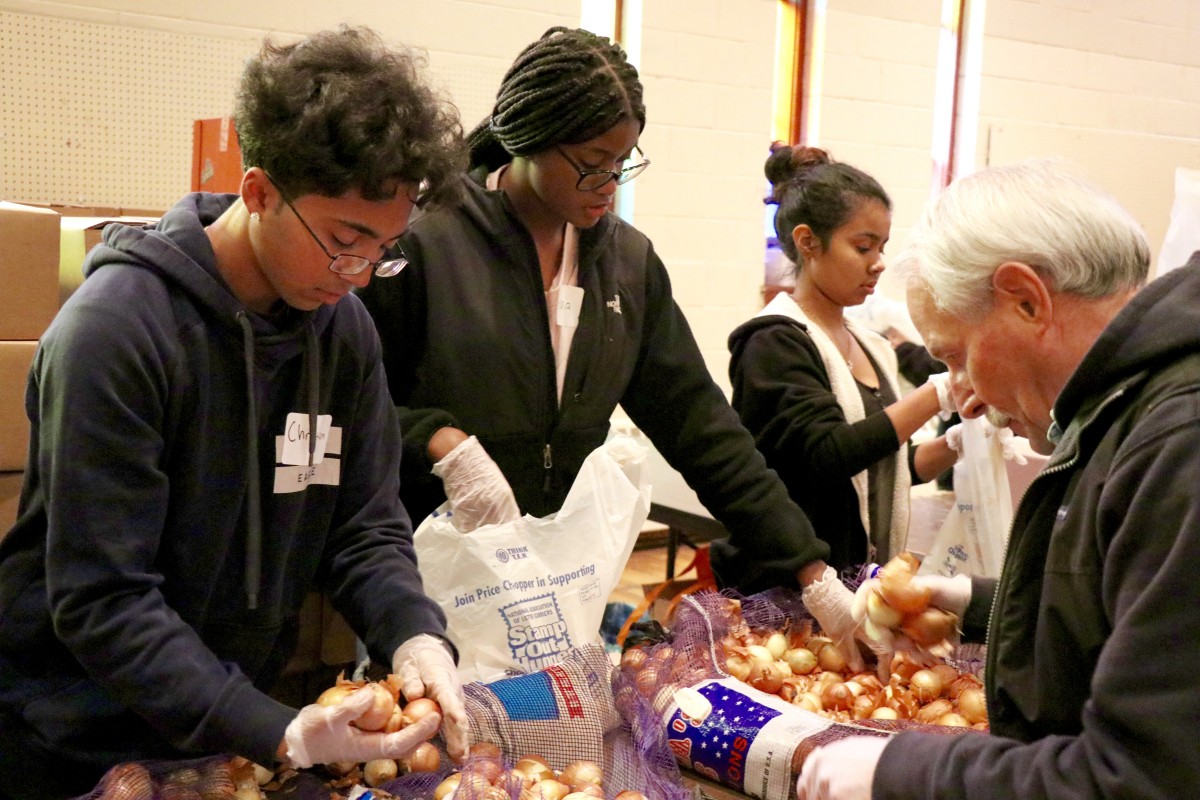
top-left (432, 742), bottom-right (649, 800)
top-left (309, 673), bottom-right (444, 786)
top-left (621, 600), bottom-right (987, 733)
top-left (861, 552), bottom-right (959, 658)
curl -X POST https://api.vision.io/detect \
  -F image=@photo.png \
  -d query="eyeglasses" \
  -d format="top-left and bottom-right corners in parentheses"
top-left (555, 146), bottom-right (650, 191)
top-left (264, 173), bottom-right (408, 278)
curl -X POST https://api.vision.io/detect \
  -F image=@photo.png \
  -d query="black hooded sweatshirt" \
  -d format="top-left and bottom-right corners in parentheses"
top-left (0, 194), bottom-right (446, 779)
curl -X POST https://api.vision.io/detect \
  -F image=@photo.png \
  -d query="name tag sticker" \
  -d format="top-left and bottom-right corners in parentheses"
top-left (556, 285), bottom-right (584, 329)
top-left (280, 412), bottom-right (332, 465)
top-left (274, 459), bottom-right (341, 493)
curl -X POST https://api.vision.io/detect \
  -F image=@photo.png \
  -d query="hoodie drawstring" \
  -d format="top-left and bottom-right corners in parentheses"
top-left (236, 311), bottom-right (262, 610)
top-left (305, 320), bottom-right (320, 467)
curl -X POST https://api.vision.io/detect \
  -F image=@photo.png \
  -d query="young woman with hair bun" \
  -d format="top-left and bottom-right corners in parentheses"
top-left (728, 145), bottom-right (963, 569)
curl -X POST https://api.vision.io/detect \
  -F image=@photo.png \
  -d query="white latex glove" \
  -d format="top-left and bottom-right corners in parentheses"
top-left (926, 373), bottom-right (957, 420)
top-left (851, 573), bottom-right (972, 672)
top-left (801, 566), bottom-right (865, 674)
top-left (944, 422), bottom-right (964, 454)
top-left (431, 436), bottom-right (521, 533)
top-left (393, 634), bottom-right (468, 762)
top-left (283, 686), bottom-right (441, 769)
top-left (989, 425), bottom-right (1029, 465)
top-left (919, 572), bottom-right (972, 618)
top-left (796, 736), bottom-right (889, 800)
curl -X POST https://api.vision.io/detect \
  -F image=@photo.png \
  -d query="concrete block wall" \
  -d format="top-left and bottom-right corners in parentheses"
top-left (2, 0), bottom-right (1198, 396)
top-left (975, 0), bottom-right (1200, 274)
top-left (813, 1), bottom-right (942, 302)
top-left (635, 0), bottom-right (778, 392)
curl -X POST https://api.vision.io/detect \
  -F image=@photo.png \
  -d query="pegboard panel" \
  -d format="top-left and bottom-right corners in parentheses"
top-left (429, 51), bottom-right (506, 135)
top-left (0, 11), bottom-right (256, 210)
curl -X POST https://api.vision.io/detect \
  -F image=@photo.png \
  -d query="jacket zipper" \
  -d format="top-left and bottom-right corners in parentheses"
top-left (543, 444), bottom-right (553, 492)
top-left (982, 386), bottom-right (1127, 712)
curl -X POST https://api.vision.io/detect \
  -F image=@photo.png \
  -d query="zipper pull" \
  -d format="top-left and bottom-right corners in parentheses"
top-left (543, 444), bottom-right (552, 492)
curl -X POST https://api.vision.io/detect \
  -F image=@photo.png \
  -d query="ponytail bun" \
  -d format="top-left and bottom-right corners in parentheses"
top-left (764, 144), bottom-right (831, 203)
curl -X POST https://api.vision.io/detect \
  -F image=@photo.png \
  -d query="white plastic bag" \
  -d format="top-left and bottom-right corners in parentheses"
top-left (414, 435), bottom-right (651, 683)
top-left (1158, 167), bottom-right (1200, 277)
top-left (918, 418), bottom-right (1011, 578)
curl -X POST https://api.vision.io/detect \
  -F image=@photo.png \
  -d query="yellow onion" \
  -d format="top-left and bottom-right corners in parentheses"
top-left (764, 632), bottom-right (789, 660)
top-left (404, 742), bottom-right (441, 773)
top-left (364, 760), bottom-right (398, 788)
top-left (353, 683), bottom-right (399, 732)
top-left (915, 698), bottom-right (954, 724)
top-left (957, 687), bottom-right (988, 725)
top-left (521, 780), bottom-right (570, 800)
top-left (559, 760), bottom-right (603, 791)
top-left (865, 589), bottom-right (904, 629)
top-left (816, 643), bottom-right (848, 673)
top-left (795, 692), bottom-right (823, 713)
top-left (936, 712), bottom-right (970, 727)
top-left (620, 648), bottom-right (648, 670)
top-left (434, 774), bottom-right (462, 800)
top-left (402, 697), bottom-right (441, 726)
top-left (783, 647), bottom-right (817, 675)
top-left (909, 669), bottom-right (945, 703)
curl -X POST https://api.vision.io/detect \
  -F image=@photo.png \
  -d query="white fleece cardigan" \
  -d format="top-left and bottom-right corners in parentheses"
top-left (756, 292), bottom-right (910, 560)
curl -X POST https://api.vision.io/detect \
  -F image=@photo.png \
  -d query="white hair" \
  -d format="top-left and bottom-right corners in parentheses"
top-left (896, 159), bottom-right (1150, 320)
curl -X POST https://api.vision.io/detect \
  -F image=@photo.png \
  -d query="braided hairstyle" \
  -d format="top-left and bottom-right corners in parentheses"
top-left (467, 27), bottom-right (646, 171)
top-left (765, 143), bottom-right (890, 265)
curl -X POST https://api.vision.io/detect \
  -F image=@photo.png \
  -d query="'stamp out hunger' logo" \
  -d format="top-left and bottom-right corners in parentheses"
top-left (500, 593), bottom-right (572, 672)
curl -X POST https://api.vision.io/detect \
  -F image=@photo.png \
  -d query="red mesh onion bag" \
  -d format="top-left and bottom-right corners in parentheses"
top-left (613, 588), bottom-right (984, 800)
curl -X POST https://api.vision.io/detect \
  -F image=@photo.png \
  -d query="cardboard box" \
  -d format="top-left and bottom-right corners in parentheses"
top-left (0, 472), bottom-right (22, 540)
top-left (0, 203), bottom-right (61, 340)
top-left (59, 216), bottom-right (159, 304)
top-left (192, 117), bottom-right (243, 194)
top-left (0, 342), bottom-right (37, 471)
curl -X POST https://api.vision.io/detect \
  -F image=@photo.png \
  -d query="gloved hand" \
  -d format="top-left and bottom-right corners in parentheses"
top-left (282, 687), bottom-right (441, 769)
top-left (989, 425), bottom-right (1028, 465)
top-left (944, 422), bottom-right (964, 454)
top-left (795, 736), bottom-right (889, 800)
top-left (393, 634), bottom-right (468, 762)
top-left (851, 572), bottom-right (972, 673)
top-left (431, 436), bottom-right (521, 533)
top-left (801, 566), bottom-right (865, 674)
top-left (946, 420), bottom-right (1028, 465)
top-left (926, 373), bottom-right (957, 420)
top-left (919, 572), bottom-right (972, 618)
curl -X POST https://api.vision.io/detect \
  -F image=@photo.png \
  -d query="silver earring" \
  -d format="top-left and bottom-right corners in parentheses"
top-left (251, 212), bottom-right (260, 223)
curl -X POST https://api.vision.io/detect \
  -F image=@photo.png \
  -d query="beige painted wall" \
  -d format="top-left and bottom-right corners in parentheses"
top-left (1, 0), bottom-right (1198, 395)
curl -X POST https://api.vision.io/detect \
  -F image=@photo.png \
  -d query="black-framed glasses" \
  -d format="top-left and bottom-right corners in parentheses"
top-left (555, 145), bottom-right (650, 191)
top-left (264, 173), bottom-right (408, 278)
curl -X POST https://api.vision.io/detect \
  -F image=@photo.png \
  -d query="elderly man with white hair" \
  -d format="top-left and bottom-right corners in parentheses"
top-left (797, 160), bottom-right (1200, 800)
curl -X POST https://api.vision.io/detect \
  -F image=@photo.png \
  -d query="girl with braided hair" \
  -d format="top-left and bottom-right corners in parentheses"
top-left (359, 28), bottom-right (866, 665)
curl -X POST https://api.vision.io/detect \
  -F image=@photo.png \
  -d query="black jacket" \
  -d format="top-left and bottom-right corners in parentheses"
top-left (877, 255), bottom-right (1200, 799)
top-left (727, 309), bottom-right (915, 569)
top-left (358, 172), bottom-right (828, 592)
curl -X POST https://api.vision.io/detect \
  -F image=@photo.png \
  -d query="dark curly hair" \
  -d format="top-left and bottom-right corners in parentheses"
top-left (465, 27), bottom-right (646, 172)
top-left (234, 26), bottom-right (465, 206)
top-left (765, 143), bottom-right (890, 264)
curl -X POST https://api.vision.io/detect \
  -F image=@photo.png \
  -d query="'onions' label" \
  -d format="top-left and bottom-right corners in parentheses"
top-left (661, 678), bottom-right (831, 800)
